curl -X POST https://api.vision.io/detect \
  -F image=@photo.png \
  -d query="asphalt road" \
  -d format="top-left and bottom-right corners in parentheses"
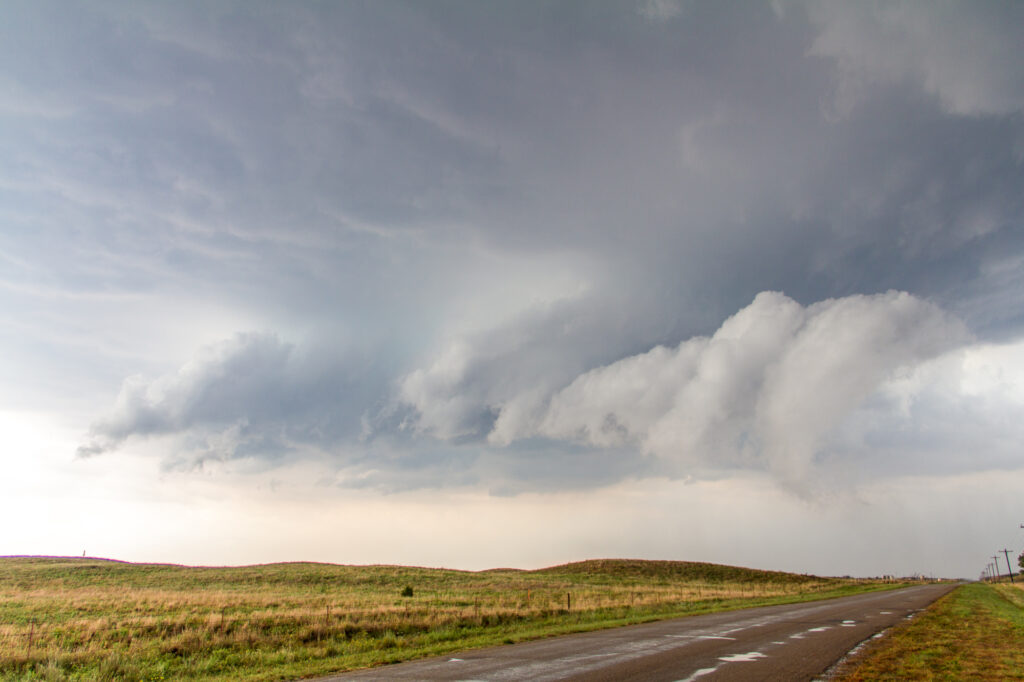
top-left (314, 583), bottom-right (955, 682)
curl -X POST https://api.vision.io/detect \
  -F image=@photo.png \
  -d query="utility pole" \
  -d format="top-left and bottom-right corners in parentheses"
top-left (1001, 549), bottom-right (1016, 583)
top-left (993, 557), bottom-right (1002, 582)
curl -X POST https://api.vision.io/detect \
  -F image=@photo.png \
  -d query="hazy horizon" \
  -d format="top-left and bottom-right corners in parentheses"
top-left (0, 554), bottom-right (965, 581)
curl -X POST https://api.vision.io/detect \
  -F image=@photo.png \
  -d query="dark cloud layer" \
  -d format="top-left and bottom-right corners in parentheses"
top-left (1, 1), bottom-right (1021, 495)
top-left (76, 333), bottom-right (380, 464)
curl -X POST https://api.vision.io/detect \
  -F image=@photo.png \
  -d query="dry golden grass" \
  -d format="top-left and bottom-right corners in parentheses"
top-left (0, 557), bottom-right (895, 681)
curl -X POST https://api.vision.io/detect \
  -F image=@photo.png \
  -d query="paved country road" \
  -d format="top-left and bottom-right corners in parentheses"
top-left (312, 583), bottom-right (955, 681)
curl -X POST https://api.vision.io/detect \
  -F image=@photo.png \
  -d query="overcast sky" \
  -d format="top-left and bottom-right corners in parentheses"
top-left (2, 0), bottom-right (1023, 579)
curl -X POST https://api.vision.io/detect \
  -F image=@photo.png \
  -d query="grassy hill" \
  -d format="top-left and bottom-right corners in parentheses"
top-left (535, 558), bottom-right (821, 584)
top-left (0, 556), bottom-right (901, 681)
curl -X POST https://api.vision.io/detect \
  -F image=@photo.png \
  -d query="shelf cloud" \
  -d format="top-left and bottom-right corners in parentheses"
top-left (80, 290), bottom-right (988, 498)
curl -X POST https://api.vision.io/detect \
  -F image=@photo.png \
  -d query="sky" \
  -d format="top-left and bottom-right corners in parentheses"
top-left (2, 1), bottom-right (1023, 580)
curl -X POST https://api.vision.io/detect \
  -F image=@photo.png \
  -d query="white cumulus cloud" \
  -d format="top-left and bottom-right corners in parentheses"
top-left (403, 291), bottom-right (970, 492)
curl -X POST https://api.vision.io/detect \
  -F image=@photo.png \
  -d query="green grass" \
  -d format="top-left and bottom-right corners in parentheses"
top-left (0, 556), bottom-right (903, 681)
top-left (836, 581), bottom-right (1024, 681)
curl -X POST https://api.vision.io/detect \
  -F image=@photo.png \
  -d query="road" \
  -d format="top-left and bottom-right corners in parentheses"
top-left (314, 583), bottom-right (955, 681)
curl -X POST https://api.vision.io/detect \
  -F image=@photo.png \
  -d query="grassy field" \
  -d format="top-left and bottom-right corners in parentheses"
top-left (0, 556), bottom-right (899, 681)
top-left (835, 581), bottom-right (1024, 681)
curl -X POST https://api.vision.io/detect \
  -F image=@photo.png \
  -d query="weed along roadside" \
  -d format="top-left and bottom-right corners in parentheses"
top-left (832, 581), bottom-right (1024, 680)
top-left (0, 557), bottom-right (913, 681)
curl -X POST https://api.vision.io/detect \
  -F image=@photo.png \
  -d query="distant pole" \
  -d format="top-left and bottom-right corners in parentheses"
top-left (993, 557), bottom-right (1002, 582)
top-left (1001, 549), bottom-right (1016, 584)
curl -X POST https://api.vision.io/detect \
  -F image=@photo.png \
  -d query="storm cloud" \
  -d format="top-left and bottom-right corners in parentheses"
top-left (80, 290), bottom-right (993, 496)
top-left (76, 333), bottom-right (381, 467)
top-left (2, 1), bottom-right (1023, 573)
top-left (32, 0), bottom-right (1019, 494)
top-left (397, 291), bottom-right (972, 492)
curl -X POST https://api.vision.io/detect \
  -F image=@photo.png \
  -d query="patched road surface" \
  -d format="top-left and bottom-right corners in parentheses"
top-left (314, 583), bottom-right (955, 681)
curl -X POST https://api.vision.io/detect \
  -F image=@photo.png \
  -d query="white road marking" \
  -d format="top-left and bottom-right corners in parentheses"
top-left (676, 667), bottom-right (719, 682)
top-left (560, 652), bottom-right (619, 663)
top-left (666, 634), bottom-right (737, 639)
top-left (792, 623), bottom-right (837, 639)
top-left (719, 651), bottom-right (766, 663)
top-left (677, 649), bottom-right (770, 680)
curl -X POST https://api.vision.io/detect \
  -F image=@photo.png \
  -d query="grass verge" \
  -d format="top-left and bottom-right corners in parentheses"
top-left (834, 582), bottom-right (1024, 681)
top-left (0, 557), bottom-right (905, 681)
